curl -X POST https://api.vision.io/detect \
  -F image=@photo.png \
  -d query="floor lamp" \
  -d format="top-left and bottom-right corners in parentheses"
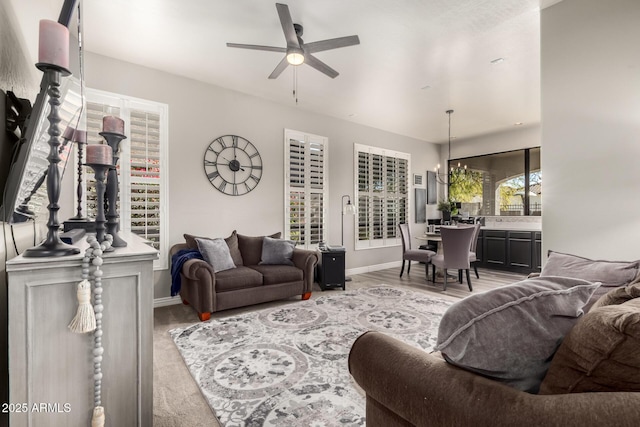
top-left (341, 195), bottom-right (356, 281)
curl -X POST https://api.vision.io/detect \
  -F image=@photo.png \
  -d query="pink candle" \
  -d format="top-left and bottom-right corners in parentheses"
top-left (102, 116), bottom-right (125, 134)
top-left (62, 126), bottom-right (75, 140)
top-left (72, 129), bottom-right (87, 143)
top-left (86, 144), bottom-right (113, 165)
top-left (38, 20), bottom-right (69, 69)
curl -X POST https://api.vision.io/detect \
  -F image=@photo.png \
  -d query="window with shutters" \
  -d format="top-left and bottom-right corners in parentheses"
top-left (355, 144), bottom-right (409, 249)
top-left (284, 129), bottom-right (328, 249)
top-left (83, 89), bottom-right (169, 269)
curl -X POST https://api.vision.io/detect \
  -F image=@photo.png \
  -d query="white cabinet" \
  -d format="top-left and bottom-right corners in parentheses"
top-left (7, 233), bottom-right (157, 426)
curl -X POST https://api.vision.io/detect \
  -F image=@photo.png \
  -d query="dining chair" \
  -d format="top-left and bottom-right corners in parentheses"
top-left (469, 222), bottom-right (482, 279)
top-left (430, 225), bottom-right (476, 291)
top-left (399, 223), bottom-right (435, 279)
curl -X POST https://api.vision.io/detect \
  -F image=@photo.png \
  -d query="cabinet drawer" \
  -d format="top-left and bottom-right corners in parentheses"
top-left (509, 231), bottom-right (533, 240)
top-left (484, 230), bottom-right (507, 238)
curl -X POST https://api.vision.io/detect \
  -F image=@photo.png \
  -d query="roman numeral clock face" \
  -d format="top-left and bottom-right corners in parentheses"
top-left (203, 135), bottom-right (263, 196)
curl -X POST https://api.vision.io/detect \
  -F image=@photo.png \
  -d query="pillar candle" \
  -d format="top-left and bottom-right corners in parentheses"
top-left (62, 126), bottom-right (75, 140)
top-left (72, 129), bottom-right (87, 143)
top-left (102, 116), bottom-right (125, 134)
top-left (86, 144), bottom-right (113, 165)
top-left (38, 20), bottom-right (69, 69)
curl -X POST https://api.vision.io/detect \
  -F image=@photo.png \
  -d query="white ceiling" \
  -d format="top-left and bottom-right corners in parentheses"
top-left (15, 0), bottom-right (556, 143)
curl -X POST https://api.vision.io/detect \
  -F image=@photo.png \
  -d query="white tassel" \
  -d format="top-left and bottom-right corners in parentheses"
top-left (91, 406), bottom-right (105, 427)
top-left (68, 279), bottom-right (96, 333)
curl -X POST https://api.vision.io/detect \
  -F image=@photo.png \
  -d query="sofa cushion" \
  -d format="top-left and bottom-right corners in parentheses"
top-left (248, 264), bottom-right (303, 286)
top-left (196, 238), bottom-right (236, 273)
top-left (237, 232), bottom-right (282, 266)
top-left (435, 276), bottom-right (600, 393)
top-left (184, 230), bottom-right (243, 266)
top-left (540, 251), bottom-right (640, 311)
top-left (539, 298), bottom-right (640, 394)
top-left (215, 266), bottom-right (264, 292)
top-left (260, 236), bottom-right (295, 266)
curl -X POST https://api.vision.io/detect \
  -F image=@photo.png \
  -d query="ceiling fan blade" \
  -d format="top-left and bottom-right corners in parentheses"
top-left (305, 54), bottom-right (339, 79)
top-left (226, 43), bottom-right (286, 53)
top-left (268, 56), bottom-right (290, 79)
top-left (304, 35), bottom-right (360, 53)
top-left (276, 3), bottom-right (300, 48)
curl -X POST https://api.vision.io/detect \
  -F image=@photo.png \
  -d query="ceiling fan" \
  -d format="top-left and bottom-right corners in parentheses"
top-left (226, 3), bottom-right (360, 79)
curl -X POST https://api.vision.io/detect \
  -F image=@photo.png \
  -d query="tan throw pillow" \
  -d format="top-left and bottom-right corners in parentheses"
top-left (184, 230), bottom-right (243, 266)
top-left (539, 298), bottom-right (640, 394)
top-left (435, 276), bottom-right (600, 393)
top-left (591, 283), bottom-right (640, 310)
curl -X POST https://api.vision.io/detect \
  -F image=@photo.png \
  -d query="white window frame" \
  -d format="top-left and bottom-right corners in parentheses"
top-left (283, 128), bottom-right (329, 249)
top-left (82, 88), bottom-right (169, 270)
top-left (354, 143), bottom-right (410, 250)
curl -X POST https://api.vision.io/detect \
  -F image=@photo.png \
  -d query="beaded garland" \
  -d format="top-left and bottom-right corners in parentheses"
top-left (72, 234), bottom-right (112, 427)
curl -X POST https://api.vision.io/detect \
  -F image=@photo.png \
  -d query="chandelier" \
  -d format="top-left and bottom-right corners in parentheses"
top-left (434, 109), bottom-right (467, 185)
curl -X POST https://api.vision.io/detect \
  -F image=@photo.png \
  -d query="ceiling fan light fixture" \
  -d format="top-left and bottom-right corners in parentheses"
top-left (286, 48), bottom-right (305, 65)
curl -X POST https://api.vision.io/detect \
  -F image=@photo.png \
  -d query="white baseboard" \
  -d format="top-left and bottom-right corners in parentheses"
top-left (154, 296), bottom-right (183, 308)
top-left (346, 261), bottom-right (402, 277)
top-left (155, 262), bottom-right (402, 307)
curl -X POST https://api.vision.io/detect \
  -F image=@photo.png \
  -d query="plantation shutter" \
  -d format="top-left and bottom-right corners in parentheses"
top-left (355, 144), bottom-right (409, 249)
top-left (125, 109), bottom-right (162, 251)
top-left (284, 129), bottom-right (328, 249)
top-left (83, 89), bottom-right (168, 269)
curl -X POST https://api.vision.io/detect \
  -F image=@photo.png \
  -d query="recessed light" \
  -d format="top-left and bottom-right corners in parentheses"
top-left (490, 57), bottom-right (505, 64)
top-left (514, 122), bottom-right (523, 126)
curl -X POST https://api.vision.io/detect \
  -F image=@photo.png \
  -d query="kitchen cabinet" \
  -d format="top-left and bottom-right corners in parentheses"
top-left (479, 229), bottom-right (541, 274)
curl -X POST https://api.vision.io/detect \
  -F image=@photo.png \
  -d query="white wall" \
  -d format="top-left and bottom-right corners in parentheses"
top-left (541, 0), bottom-right (640, 260)
top-left (81, 53), bottom-right (440, 299)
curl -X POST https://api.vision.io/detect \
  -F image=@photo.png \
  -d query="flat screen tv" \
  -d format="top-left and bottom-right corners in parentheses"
top-left (0, 0), bottom-right (80, 223)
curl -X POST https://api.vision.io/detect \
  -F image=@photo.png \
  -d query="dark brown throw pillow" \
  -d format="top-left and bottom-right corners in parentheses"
top-left (237, 232), bottom-right (282, 266)
top-left (539, 298), bottom-right (640, 394)
top-left (592, 283), bottom-right (640, 310)
top-left (183, 230), bottom-right (243, 266)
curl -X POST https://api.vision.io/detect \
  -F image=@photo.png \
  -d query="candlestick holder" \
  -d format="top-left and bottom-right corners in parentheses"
top-left (100, 131), bottom-right (127, 247)
top-left (85, 162), bottom-right (113, 250)
top-left (24, 65), bottom-right (80, 257)
top-left (64, 138), bottom-right (94, 232)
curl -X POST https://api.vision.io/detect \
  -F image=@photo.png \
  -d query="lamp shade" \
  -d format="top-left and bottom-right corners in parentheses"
top-left (344, 201), bottom-right (356, 215)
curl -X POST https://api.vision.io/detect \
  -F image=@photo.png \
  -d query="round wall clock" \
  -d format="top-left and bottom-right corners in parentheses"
top-left (203, 135), bottom-right (263, 196)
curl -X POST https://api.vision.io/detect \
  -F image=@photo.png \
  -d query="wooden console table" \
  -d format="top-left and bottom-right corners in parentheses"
top-left (6, 233), bottom-right (157, 427)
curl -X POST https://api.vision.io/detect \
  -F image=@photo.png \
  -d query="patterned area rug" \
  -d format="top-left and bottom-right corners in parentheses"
top-left (170, 286), bottom-right (452, 426)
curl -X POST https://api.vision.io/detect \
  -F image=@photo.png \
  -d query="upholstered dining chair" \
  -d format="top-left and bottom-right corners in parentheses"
top-left (469, 222), bottom-right (482, 279)
top-left (399, 223), bottom-right (435, 279)
top-left (430, 225), bottom-right (476, 291)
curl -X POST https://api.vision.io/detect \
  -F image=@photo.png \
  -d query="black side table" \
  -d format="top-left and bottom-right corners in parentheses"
top-left (317, 250), bottom-right (346, 290)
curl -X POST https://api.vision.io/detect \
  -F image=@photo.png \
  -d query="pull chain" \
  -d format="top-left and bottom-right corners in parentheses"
top-left (293, 66), bottom-right (298, 105)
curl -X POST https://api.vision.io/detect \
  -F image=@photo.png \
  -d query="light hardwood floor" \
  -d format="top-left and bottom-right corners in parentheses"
top-left (153, 265), bottom-right (527, 426)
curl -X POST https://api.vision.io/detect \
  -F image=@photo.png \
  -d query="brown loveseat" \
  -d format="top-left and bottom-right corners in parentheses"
top-left (349, 285), bottom-right (640, 426)
top-left (170, 231), bottom-right (318, 321)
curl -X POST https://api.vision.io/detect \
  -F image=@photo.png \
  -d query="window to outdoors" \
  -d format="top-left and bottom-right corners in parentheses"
top-left (84, 89), bottom-right (169, 269)
top-left (284, 129), bottom-right (328, 249)
top-left (355, 144), bottom-right (409, 249)
top-left (449, 147), bottom-right (541, 216)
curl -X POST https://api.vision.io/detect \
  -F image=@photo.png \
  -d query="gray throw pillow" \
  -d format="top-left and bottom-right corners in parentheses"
top-left (260, 236), bottom-right (295, 266)
top-left (540, 251), bottom-right (640, 311)
top-left (196, 237), bottom-right (236, 273)
top-left (435, 276), bottom-right (600, 393)
top-left (540, 251), bottom-right (640, 288)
